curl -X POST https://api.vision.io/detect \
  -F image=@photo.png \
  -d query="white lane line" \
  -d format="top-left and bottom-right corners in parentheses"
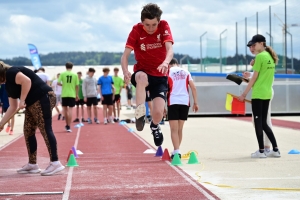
top-left (124, 124), bottom-right (217, 200)
top-left (170, 164), bottom-right (217, 200)
top-left (0, 134), bottom-right (23, 151)
top-left (62, 126), bottom-right (81, 200)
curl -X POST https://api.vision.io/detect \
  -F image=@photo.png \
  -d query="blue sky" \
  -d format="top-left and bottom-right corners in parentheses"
top-left (0, 0), bottom-right (299, 59)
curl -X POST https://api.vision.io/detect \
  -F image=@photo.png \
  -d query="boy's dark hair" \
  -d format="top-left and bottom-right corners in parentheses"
top-left (88, 68), bottom-right (96, 73)
top-left (65, 62), bottom-right (73, 69)
top-left (114, 67), bottom-right (119, 71)
top-left (169, 58), bottom-right (178, 65)
top-left (38, 67), bottom-right (45, 72)
top-left (103, 68), bottom-right (110, 73)
top-left (141, 3), bottom-right (162, 22)
top-left (77, 71), bottom-right (82, 75)
top-left (33, 69), bottom-right (38, 73)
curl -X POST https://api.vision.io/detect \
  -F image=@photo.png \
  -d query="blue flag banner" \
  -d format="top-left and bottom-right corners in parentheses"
top-left (28, 44), bottom-right (42, 70)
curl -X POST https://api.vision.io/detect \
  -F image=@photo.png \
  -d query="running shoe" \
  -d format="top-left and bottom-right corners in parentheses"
top-left (251, 150), bottom-right (267, 158)
top-left (17, 163), bottom-right (41, 174)
top-left (94, 118), bottom-right (100, 124)
top-left (9, 130), bottom-right (13, 135)
top-left (104, 119), bottom-right (108, 125)
top-left (135, 104), bottom-right (146, 131)
top-left (41, 161), bottom-right (65, 176)
top-left (151, 125), bottom-right (164, 146)
top-left (65, 125), bottom-right (72, 132)
top-left (266, 150), bottom-right (281, 158)
top-left (87, 118), bottom-right (92, 124)
top-left (159, 119), bottom-right (165, 125)
top-left (82, 118), bottom-right (87, 122)
top-left (113, 118), bottom-right (118, 123)
top-left (62, 116), bottom-right (65, 120)
top-left (58, 114), bottom-right (62, 120)
top-left (73, 118), bottom-right (79, 123)
top-left (109, 118), bottom-right (115, 124)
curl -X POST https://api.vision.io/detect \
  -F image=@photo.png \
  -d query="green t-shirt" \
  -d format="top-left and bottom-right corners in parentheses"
top-left (58, 70), bottom-right (79, 98)
top-left (252, 51), bottom-right (275, 99)
top-left (78, 79), bottom-right (84, 99)
top-left (112, 76), bottom-right (124, 95)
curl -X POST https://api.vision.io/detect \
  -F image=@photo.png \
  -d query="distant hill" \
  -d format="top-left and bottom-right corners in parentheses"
top-left (1, 51), bottom-right (199, 66)
top-left (1, 51), bottom-right (299, 73)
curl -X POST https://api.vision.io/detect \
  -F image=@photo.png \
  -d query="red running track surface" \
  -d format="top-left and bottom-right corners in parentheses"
top-left (0, 109), bottom-right (218, 200)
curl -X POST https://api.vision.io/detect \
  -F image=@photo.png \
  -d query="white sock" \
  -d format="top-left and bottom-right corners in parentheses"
top-left (173, 149), bottom-right (181, 155)
top-left (51, 161), bottom-right (60, 165)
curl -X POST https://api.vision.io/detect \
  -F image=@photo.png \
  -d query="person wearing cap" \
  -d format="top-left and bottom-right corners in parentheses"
top-left (238, 34), bottom-right (280, 158)
top-left (167, 58), bottom-right (198, 159)
top-left (243, 40), bottom-right (273, 154)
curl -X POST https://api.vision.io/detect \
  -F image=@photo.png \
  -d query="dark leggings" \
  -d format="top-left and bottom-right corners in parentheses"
top-left (24, 92), bottom-right (58, 164)
top-left (252, 99), bottom-right (278, 150)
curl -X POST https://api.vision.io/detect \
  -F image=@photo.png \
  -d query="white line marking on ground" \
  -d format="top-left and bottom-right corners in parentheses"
top-left (124, 125), bottom-right (217, 200)
top-left (0, 134), bottom-right (23, 151)
top-left (62, 126), bottom-right (81, 200)
top-left (170, 164), bottom-right (216, 200)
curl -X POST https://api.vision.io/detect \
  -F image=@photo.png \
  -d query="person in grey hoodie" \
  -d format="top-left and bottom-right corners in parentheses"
top-left (82, 68), bottom-right (100, 124)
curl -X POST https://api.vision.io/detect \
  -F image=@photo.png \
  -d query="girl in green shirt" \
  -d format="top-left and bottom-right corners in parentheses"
top-left (238, 34), bottom-right (280, 158)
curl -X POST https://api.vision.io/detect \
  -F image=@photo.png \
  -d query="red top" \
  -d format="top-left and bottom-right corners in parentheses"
top-left (125, 20), bottom-right (174, 77)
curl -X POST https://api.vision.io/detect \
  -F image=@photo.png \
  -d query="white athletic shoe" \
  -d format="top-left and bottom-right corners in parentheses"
top-left (41, 161), bottom-right (65, 176)
top-left (17, 163), bottom-right (41, 174)
top-left (251, 150), bottom-right (267, 158)
top-left (104, 119), bottom-right (108, 125)
top-left (266, 150), bottom-right (281, 157)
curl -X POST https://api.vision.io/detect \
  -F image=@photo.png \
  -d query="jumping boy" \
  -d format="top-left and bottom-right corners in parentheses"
top-left (121, 3), bottom-right (173, 146)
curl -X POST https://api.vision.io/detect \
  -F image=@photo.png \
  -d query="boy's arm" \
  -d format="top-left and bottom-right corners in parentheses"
top-left (189, 80), bottom-right (199, 112)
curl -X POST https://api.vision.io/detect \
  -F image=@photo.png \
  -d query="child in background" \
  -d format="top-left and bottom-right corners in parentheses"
top-left (51, 73), bottom-right (64, 120)
top-left (82, 68), bottom-right (100, 124)
top-left (97, 68), bottom-right (115, 124)
top-left (74, 72), bottom-right (86, 123)
top-left (0, 84), bottom-right (15, 135)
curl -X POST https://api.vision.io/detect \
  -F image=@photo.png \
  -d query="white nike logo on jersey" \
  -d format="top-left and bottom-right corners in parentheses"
top-left (140, 37), bottom-right (146, 40)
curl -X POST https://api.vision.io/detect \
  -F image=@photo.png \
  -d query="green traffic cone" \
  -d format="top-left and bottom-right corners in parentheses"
top-left (187, 152), bottom-right (199, 164)
top-left (171, 153), bottom-right (182, 166)
top-left (66, 154), bottom-right (79, 167)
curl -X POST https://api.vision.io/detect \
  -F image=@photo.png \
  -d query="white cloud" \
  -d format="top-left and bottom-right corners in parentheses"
top-left (0, 0), bottom-right (299, 60)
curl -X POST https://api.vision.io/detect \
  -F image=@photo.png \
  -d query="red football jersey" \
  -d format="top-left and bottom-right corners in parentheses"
top-left (125, 20), bottom-right (174, 77)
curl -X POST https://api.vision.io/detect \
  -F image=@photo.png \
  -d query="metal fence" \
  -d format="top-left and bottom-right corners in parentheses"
top-left (195, 0), bottom-right (300, 74)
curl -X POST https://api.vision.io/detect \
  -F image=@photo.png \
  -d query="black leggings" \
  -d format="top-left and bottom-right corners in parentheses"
top-left (24, 92), bottom-right (58, 164)
top-left (252, 99), bottom-right (278, 150)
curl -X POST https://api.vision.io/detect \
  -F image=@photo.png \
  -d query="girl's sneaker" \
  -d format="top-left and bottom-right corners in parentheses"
top-left (9, 130), bottom-right (13, 135)
top-left (266, 150), bottom-right (281, 157)
top-left (104, 119), bottom-right (108, 125)
top-left (251, 150), bottom-right (267, 158)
